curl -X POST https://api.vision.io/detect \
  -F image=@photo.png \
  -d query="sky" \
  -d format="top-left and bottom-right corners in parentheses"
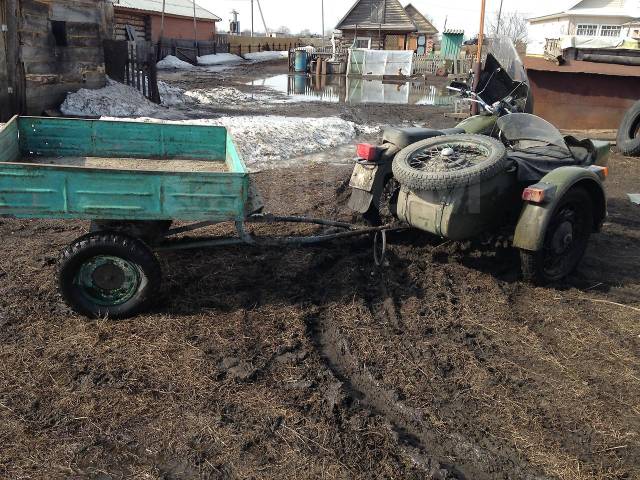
top-left (197, 0), bottom-right (572, 37)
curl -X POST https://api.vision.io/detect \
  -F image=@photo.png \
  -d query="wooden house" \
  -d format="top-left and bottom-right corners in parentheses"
top-left (336, 0), bottom-right (438, 51)
top-left (0, 0), bottom-right (114, 120)
top-left (112, 0), bottom-right (221, 43)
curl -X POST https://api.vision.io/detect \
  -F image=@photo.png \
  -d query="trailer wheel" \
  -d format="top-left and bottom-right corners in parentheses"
top-left (520, 187), bottom-right (593, 284)
top-left (617, 100), bottom-right (640, 157)
top-left (58, 232), bottom-right (161, 319)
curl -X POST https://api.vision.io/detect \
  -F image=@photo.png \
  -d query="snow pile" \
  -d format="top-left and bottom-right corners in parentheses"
top-left (157, 55), bottom-right (195, 70)
top-left (102, 116), bottom-right (365, 167)
top-left (244, 51), bottom-right (289, 62)
top-left (158, 81), bottom-right (189, 107)
top-left (61, 78), bottom-right (162, 117)
top-left (197, 53), bottom-right (245, 66)
top-left (184, 87), bottom-right (254, 105)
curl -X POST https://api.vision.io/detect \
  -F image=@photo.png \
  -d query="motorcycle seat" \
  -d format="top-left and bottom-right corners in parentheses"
top-left (383, 127), bottom-right (466, 150)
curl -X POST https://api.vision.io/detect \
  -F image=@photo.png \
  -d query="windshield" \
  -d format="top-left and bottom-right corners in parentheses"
top-left (497, 114), bottom-right (568, 150)
top-left (484, 36), bottom-right (528, 85)
top-left (474, 36), bottom-right (530, 109)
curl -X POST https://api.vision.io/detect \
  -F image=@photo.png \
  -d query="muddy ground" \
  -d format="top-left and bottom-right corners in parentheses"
top-left (0, 61), bottom-right (639, 479)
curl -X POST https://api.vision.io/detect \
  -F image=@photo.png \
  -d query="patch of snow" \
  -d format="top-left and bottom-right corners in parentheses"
top-left (183, 87), bottom-right (255, 105)
top-left (158, 81), bottom-right (189, 107)
top-left (157, 55), bottom-right (195, 70)
top-left (101, 116), bottom-right (369, 168)
top-left (243, 51), bottom-right (289, 62)
top-left (61, 78), bottom-right (162, 117)
top-left (197, 53), bottom-right (245, 66)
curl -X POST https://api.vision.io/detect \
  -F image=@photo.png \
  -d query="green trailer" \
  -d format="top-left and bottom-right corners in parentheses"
top-left (0, 116), bottom-right (386, 318)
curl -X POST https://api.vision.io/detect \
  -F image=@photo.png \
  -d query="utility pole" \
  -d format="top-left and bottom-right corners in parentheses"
top-left (256, 0), bottom-right (269, 37)
top-left (472, 0), bottom-right (487, 115)
top-left (193, 0), bottom-right (199, 51)
top-left (160, 0), bottom-right (166, 39)
top-left (251, 0), bottom-right (254, 37)
top-left (496, 0), bottom-right (504, 35)
top-left (321, 0), bottom-right (325, 46)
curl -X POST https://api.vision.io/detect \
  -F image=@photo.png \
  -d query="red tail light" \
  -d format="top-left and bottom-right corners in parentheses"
top-left (522, 187), bottom-right (546, 203)
top-left (356, 143), bottom-right (380, 162)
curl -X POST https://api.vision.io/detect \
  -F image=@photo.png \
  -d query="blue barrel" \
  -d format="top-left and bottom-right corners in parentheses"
top-left (294, 50), bottom-right (308, 73)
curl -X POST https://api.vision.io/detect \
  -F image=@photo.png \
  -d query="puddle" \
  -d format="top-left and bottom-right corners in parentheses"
top-left (247, 74), bottom-right (455, 106)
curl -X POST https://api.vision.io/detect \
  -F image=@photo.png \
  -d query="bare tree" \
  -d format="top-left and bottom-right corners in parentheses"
top-left (488, 10), bottom-right (528, 47)
top-left (277, 25), bottom-right (291, 36)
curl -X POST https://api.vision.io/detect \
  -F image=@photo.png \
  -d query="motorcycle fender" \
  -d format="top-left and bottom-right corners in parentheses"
top-left (456, 113), bottom-right (499, 135)
top-left (348, 188), bottom-right (375, 213)
top-left (513, 167), bottom-right (606, 252)
top-left (348, 162), bottom-right (394, 213)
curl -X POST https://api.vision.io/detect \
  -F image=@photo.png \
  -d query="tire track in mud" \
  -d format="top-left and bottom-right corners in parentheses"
top-left (305, 259), bottom-right (549, 480)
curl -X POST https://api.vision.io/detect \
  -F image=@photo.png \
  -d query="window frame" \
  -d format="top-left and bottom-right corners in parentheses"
top-left (576, 23), bottom-right (599, 36)
top-left (599, 24), bottom-right (622, 37)
top-left (354, 37), bottom-right (372, 49)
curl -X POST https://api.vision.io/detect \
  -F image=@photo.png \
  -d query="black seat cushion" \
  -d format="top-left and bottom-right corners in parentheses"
top-left (383, 127), bottom-right (465, 149)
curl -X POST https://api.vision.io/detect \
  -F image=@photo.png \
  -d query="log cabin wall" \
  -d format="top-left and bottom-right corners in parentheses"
top-left (114, 9), bottom-right (150, 41)
top-left (18, 0), bottom-right (113, 115)
top-left (0, 1), bottom-right (10, 120)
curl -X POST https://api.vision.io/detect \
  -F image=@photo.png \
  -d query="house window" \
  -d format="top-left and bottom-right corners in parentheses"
top-left (576, 24), bottom-right (598, 36)
top-left (51, 21), bottom-right (68, 47)
top-left (355, 37), bottom-right (372, 49)
top-left (600, 25), bottom-right (622, 37)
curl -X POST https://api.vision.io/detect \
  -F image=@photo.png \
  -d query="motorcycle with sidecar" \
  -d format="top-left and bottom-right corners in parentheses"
top-left (347, 37), bottom-right (610, 283)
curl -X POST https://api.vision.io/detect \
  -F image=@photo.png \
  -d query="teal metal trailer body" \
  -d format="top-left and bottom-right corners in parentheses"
top-left (0, 116), bottom-right (250, 222)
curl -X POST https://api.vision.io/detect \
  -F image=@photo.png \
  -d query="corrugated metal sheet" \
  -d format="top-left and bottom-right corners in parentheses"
top-left (337, 0), bottom-right (416, 31)
top-left (404, 4), bottom-right (438, 34)
top-left (113, 0), bottom-right (221, 21)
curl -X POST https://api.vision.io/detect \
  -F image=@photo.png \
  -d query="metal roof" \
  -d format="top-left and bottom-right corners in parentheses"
top-left (113, 0), bottom-right (221, 21)
top-left (336, 0), bottom-right (417, 31)
top-left (443, 29), bottom-right (465, 35)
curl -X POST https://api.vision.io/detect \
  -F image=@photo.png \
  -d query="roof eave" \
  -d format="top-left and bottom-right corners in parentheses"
top-left (113, 5), bottom-right (221, 22)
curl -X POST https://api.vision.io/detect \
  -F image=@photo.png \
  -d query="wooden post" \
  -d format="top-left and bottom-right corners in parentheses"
top-left (471, 0), bottom-right (487, 114)
top-left (5, 0), bottom-right (21, 115)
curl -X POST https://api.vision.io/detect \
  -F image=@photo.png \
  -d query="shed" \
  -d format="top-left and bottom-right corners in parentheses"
top-left (112, 0), bottom-right (221, 42)
top-left (0, 0), bottom-right (114, 120)
top-left (441, 29), bottom-right (465, 59)
top-left (336, 0), bottom-right (438, 51)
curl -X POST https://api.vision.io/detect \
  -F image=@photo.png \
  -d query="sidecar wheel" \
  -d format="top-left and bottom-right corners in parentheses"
top-left (520, 187), bottom-right (593, 284)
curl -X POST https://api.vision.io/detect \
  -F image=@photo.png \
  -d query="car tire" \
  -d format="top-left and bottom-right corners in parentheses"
top-left (58, 232), bottom-right (161, 319)
top-left (520, 187), bottom-right (593, 284)
top-left (392, 134), bottom-right (507, 191)
top-left (617, 100), bottom-right (640, 157)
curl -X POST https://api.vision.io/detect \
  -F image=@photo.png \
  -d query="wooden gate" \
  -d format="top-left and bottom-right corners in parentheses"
top-left (104, 40), bottom-right (160, 104)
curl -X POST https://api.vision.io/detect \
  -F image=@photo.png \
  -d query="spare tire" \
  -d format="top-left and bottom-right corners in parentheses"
top-left (392, 134), bottom-right (507, 191)
top-left (617, 100), bottom-right (640, 157)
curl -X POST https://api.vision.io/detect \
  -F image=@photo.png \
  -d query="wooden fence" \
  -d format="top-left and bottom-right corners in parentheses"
top-left (104, 40), bottom-right (160, 104)
top-left (412, 55), bottom-right (473, 76)
top-left (156, 39), bottom-right (229, 64)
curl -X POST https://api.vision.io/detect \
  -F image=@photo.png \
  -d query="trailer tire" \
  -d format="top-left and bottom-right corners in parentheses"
top-left (617, 100), bottom-right (640, 157)
top-left (392, 134), bottom-right (507, 191)
top-left (58, 232), bottom-right (161, 319)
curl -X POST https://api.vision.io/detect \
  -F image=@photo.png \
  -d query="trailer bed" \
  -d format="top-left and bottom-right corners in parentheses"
top-left (0, 117), bottom-right (250, 222)
top-left (21, 156), bottom-right (229, 173)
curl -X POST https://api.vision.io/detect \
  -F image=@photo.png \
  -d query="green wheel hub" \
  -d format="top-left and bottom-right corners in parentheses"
top-left (75, 256), bottom-right (141, 306)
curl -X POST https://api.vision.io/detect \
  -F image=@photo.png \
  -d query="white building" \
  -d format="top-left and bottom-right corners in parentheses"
top-left (527, 0), bottom-right (640, 54)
